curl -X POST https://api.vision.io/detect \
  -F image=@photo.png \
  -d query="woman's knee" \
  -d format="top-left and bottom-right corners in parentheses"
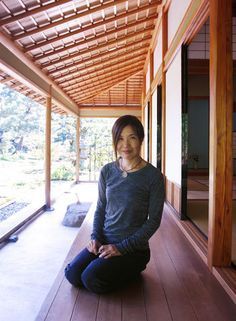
top-left (64, 263), bottom-right (83, 287)
top-left (64, 248), bottom-right (96, 287)
top-left (81, 267), bottom-right (110, 294)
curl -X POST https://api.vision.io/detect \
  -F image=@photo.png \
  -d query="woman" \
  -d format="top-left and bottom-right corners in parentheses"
top-left (65, 115), bottom-right (165, 294)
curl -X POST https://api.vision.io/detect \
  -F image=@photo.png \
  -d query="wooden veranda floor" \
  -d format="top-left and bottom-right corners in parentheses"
top-left (36, 204), bottom-right (236, 321)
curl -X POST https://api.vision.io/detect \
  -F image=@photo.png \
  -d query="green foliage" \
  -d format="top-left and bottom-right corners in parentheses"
top-left (0, 84), bottom-right (45, 156)
top-left (52, 164), bottom-right (74, 181)
top-left (80, 118), bottom-right (115, 175)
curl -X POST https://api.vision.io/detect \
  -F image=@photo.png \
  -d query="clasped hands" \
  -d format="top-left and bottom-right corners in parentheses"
top-left (87, 240), bottom-right (121, 259)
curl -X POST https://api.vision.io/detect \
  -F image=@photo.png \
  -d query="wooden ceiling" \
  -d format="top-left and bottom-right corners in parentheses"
top-left (0, 0), bottom-right (162, 114)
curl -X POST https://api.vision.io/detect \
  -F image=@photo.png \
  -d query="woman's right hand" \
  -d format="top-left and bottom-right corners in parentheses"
top-left (87, 239), bottom-right (101, 255)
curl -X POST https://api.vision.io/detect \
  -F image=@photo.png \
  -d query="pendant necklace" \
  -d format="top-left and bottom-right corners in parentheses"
top-left (120, 157), bottom-right (142, 178)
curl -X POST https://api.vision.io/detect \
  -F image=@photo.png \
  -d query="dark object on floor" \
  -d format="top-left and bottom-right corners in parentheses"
top-left (6, 235), bottom-right (18, 243)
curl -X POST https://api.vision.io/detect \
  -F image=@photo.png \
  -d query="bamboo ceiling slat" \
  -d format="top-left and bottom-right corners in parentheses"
top-left (0, 0), bottom-right (163, 111)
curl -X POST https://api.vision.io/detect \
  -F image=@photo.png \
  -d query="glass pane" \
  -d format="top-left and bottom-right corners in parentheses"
top-left (0, 84), bottom-right (45, 223)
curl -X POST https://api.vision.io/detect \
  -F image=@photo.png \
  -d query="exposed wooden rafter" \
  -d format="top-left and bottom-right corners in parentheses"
top-left (0, 0), bottom-right (163, 110)
top-left (13, 1), bottom-right (159, 42)
top-left (47, 37), bottom-right (150, 75)
top-left (53, 48), bottom-right (147, 81)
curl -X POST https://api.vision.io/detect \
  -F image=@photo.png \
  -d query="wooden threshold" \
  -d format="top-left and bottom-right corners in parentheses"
top-left (0, 202), bottom-right (45, 243)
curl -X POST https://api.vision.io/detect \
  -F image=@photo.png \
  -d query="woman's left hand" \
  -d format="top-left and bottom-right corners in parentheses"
top-left (98, 244), bottom-right (121, 259)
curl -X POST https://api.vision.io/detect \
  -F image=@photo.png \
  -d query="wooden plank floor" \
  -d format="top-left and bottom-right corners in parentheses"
top-left (36, 204), bottom-right (236, 321)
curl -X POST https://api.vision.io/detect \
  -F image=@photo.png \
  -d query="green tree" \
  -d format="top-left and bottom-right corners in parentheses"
top-left (0, 84), bottom-right (45, 155)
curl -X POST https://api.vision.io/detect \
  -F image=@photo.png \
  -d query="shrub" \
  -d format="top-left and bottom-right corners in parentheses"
top-left (52, 165), bottom-right (74, 181)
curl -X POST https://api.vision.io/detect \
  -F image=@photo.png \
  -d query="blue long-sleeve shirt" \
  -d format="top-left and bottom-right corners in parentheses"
top-left (91, 161), bottom-right (165, 254)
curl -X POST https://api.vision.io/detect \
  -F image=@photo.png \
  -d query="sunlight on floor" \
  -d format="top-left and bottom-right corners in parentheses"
top-left (0, 182), bottom-right (97, 321)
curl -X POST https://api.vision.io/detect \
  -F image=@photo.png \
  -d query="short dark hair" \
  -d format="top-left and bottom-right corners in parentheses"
top-left (112, 115), bottom-right (144, 158)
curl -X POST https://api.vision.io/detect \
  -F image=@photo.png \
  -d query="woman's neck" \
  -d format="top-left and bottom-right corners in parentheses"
top-left (120, 156), bottom-right (142, 171)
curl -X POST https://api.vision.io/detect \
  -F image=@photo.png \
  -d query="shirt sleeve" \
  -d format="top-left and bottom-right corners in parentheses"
top-left (115, 171), bottom-right (165, 254)
top-left (90, 166), bottom-right (107, 243)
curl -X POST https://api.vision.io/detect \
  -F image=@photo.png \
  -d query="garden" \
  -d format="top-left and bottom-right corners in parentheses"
top-left (0, 84), bottom-right (115, 222)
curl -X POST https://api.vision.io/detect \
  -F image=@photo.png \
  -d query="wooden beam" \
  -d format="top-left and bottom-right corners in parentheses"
top-left (75, 117), bottom-right (80, 184)
top-left (79, 108), bottom-right (141, 118)
top-left (53, 48), bottom-right (147, 81)
top-left (64, 67), bottom-right (142, 96)
top-left (78, 104), bottom-right (141, 109)
top-left (164, 0), bottom-right (209, 71)
top-left (74, 70), bottom-right (142, 103)
top-left (64, 65), bottom-right (144, 97)
top-left (70, 66), bottom-right (143, 99)
top-left (0, 0), bottom-right (127, 27)
top-left (161, 7), bottom-right (167, 175)
top-left (32, 16), bottom-right (157, 59)
top-left (18, 2), bottom-right (159, 43)
top-left (0, 33), bottom-right (79, 115)
top-left (40, 34), bottom-right (152, 68)
top-left (149, 49), bottom-right (154, 163)
top-left (125, 80), bottom-right (128, 105)
top-left (0, 0), bottom-right (73, 26)
top-left (58, 54), bottom-right (145, 86)
top-left (48, 39), bottom-right (150, 75)
top-left (208, 0), bottom-right (233, 268)
top-left (45, 89), bottom-right (52, 209)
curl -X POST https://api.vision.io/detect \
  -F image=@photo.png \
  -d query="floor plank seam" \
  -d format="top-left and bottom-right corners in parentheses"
top-left (42, 274), bottom-right (67, 321)
top-left (69, 289), bottom-right (80, 321)
top-left (151, 241), bottom-right (174, 321)
top-left (94, 294), bottom-right (101, 321)
top-left (159, 217), bottom-right (201, 321)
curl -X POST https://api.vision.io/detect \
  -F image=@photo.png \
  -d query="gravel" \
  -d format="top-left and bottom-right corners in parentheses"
top-left (0, 202), bottom-right (29, 222)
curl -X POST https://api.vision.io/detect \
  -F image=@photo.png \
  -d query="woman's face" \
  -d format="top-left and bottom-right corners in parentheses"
top-left (116, 125), bottom-right (142, 160)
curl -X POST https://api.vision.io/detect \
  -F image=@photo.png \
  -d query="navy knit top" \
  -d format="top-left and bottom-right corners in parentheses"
top-left (91, 161), bottom-right (165, 254)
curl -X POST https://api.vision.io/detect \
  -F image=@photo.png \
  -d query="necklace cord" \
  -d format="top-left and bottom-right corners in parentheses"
top-left (120, 157), bottom-right (142, 173)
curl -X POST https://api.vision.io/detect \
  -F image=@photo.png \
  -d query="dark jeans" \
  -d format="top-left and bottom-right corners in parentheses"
top-left (64, 248), bottom-right (150, 294)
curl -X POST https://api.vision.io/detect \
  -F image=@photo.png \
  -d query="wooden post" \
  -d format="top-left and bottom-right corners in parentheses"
top-left (75, 117), bottom-right (80, 183)
top-left (208, 0), bottom-right (233, 268)
top-left (149, 50), bottom-right (154, 163)
top-left (161, 6), bottom-right (168, 175)
top-left (141, 72), bottom-right (146, 158)
top-left (45, 89), bottom-right (52, 209)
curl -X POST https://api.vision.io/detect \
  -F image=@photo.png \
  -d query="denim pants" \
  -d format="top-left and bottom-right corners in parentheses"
top-left (64, 248), bottom-right (150, 294)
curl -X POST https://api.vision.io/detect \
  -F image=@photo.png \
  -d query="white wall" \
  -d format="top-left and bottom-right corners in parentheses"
top-left (168, 0), bottom-right (192, 46)
top-left (151, 89), bottom-right (157, 165)
top-left (165, 48), bottom-right (182, 185)
top-left (154, 27), bottom-right (162, 76)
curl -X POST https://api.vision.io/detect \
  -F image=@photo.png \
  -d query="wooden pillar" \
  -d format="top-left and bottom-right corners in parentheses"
top-left (141, 72), bottom-right (146, 158)
top-left (208, 0), bottom-right (233, 268)
top-left (161, 6), bottom-right (168, 175)
top-left (75, 117), bottom-right (80, 183)
top-left (149, 50), bottom-right (154, 163)
top-left (45, 89), bottom-right (52, 209)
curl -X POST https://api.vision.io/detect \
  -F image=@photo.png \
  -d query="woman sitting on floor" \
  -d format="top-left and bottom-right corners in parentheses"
top-left (65, 115), bottom-right (165, 294)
